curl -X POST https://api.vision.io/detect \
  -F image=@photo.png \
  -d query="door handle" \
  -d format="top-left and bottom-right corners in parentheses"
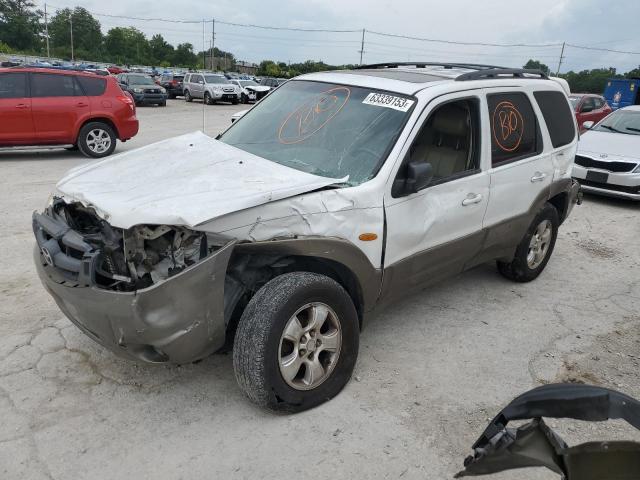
top-left (462, 193), bottom-right (483, 206)
top-left (15, 103), bottom-right (28, 109)
top-left (76, 102), bottom-right (88, 107)
top-left (531, 172), bottom-right (547, 182)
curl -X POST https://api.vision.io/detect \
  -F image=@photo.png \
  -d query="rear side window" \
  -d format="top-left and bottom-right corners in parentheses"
top-left (0, 73), bottom-right (27, 98)
top-left (77, 76), bottom-right (106, 96)
top-left (487, 92), bottom-right (540, 166)
top-left (533, 91), bottom-right (576, 148)
top-left (594, 97), bottom-right (605, 109)
top-left (31, 73), bottom-right (81, 97)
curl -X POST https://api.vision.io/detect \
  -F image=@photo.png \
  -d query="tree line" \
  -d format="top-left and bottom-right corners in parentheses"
top-left (524, 59), bottom-right (640, 94)
top-left (0, 1), bottom-right (235, 68)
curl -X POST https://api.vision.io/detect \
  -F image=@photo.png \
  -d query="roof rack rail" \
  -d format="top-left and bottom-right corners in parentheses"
top-left (355, 62), bottom-right (507, 71)
top-left (455, 68), bottom-right (549, 81)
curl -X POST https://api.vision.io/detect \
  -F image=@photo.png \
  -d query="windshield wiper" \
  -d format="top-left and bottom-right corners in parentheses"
top-left (600, 124), bottom-right (625, 134)
top-left (625, 127), bottom-right (640, 133)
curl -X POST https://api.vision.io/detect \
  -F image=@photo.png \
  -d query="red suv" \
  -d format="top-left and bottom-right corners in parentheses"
top-left (569, 93), bottom-right (612, 131)
top-left (0, 68), bottom-right (138, 158)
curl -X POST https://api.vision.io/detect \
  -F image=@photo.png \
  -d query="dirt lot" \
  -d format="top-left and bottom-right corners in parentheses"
top-left (1, 99), bottom-right (639, 479)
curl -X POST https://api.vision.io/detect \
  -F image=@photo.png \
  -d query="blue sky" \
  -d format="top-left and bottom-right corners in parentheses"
top-left (46, 0), bottom-right (640, 72)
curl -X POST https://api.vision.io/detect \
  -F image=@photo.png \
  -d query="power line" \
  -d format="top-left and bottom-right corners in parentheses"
top-left (566, 43), bottom-right (640, 55)
top-left (366, 30), bottom-right (563, 48)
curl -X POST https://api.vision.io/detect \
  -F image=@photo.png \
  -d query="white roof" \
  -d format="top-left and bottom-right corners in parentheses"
top-left (298, 66), bottom-right (562, 96)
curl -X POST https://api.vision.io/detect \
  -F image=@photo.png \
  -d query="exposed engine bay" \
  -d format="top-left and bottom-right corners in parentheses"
top-left (39, 198), bottom-right (227, 291)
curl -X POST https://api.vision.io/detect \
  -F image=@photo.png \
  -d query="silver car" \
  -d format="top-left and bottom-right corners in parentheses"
top-left (182, 73), bottom-right (240, 105)
top-left (573, 106), bottom-right (640, 201)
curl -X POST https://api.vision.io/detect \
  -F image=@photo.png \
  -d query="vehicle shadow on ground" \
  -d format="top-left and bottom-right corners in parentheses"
top-left (581, 192), bottom-right (640, 211)
top-left (0, 149), bottom-right (82, 162)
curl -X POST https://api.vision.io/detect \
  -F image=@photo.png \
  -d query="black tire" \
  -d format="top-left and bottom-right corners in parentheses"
top-left (232, 98), bottom-right (239, 105)
top-left (241, 93), bottom-right (248, 104)
top-left (76, 122), bottom-right (117, 159)
top-left (184, 90), bottom-right (192, 102)
top-left (233, 272), bottom-right (359, 412)
top-left (497, 203), bottom-right (559, 282)
top-left (159, 100), bottom-right (167, 107)
top-left (204, 92), bottom-right (213, 105)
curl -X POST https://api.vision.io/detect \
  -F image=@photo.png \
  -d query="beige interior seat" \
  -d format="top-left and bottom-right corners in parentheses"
top-left (410, 103), bottom-right (471, 179)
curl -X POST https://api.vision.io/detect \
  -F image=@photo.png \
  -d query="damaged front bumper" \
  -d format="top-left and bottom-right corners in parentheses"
top-left (33, 202), bottom-right (236, 364)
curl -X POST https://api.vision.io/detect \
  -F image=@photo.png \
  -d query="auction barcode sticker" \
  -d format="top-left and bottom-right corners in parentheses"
top-left (362, 93), bottom-right (414, 112)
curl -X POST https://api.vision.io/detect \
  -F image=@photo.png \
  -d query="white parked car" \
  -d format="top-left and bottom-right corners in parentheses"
top-left (33, 63), bottom-right (580, 412)
top-left (182, 73), bottom-right (240, 104)
top-left (229, 79), bottom-right (271, 104)
top-left (573, 106), bottom-right (640, 201)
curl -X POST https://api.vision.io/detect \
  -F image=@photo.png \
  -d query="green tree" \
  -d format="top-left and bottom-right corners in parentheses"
top-left (0, 0), bottom-right (42, 52)
top-left (561, 68), bottom-right (620, 93)
top-left (104, 27), bottom-right (149, 65)
top-left (149, 34), bottom-right (173, 65)
top-left (172, 43), bottom-right (197, 67)
top-left (523, 59), bottom-right (550, 74)
top-left (49, 7), bottom-right (102, 59)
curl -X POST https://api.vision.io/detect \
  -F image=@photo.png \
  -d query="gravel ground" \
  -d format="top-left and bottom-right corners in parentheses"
top-left (1, 99), bottom-right (639, 480)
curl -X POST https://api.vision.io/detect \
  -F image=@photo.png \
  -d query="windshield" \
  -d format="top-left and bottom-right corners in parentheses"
top-left (129, 75), bottom-right (155, 85)
top-left (593, 109), bottom-right (640, 135)
top-left (568, 96), bottom-right (581, 110)
top-left (240, 80), bottom-right (258, 87)
top-left (220, 80), bottom-right (415, 186)
top-left (204, 75), bottom-right (228, 84)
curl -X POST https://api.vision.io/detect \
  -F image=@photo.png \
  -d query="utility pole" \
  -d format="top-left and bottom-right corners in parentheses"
top-left (556, 42), bottom-right (565, 76)
top-left (359, 28), bottom-right (365, 65)
top-left (211, 18), bottom-right (215, 71)
top-left (69, 13), bottom-right (74, 62)
top-left (44, 3), bottom-right (50, 58)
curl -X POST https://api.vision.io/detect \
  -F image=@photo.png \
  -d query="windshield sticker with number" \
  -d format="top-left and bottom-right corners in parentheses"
top-left (362, 93), bottom-right (414, 112)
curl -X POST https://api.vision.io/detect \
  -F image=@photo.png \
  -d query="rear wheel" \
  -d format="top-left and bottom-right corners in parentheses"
top-left (184, 90), bottom-right (192, 102)
top-left (77, 122), bottom-right (117, 159)
top-left (233, 272), bottom-right (359, 412)
top-left (497, 203), bottom-right (559, 282)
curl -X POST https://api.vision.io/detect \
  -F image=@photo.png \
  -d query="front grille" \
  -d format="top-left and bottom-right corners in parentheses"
top-left (255, 90), bottom-right (267, 99)
top-left (223, 88), bottom-right (234, 93)
top-left (145, 88), bottom-right (161, 94)
top-left (575, 155), bottom-right (638, 173)
top-left (579, 179), bottom-right (640, 194)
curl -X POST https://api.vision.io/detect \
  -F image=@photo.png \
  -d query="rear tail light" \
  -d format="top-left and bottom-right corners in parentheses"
top-left (117, 94), bottom-right (135, 114)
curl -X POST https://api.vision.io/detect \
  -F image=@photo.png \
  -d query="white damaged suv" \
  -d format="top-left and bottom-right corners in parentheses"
top-left (33, 63), bottom-right (580, 411)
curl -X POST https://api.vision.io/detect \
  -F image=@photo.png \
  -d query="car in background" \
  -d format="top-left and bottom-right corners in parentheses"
top-left (569, 94), bottom-right (612, 131)
top-left (229, 79), bottom-right (270, 103)
top-left (572, 106), bottom-right (640, 201)
top-left (116, 73), bottom-right (167, 106)
top-left (107, 65), bottom-right (127, 75)
top-left (0, 67), bottom-right (138, 158)
top-left (158, 73), bottom-right (185, 99)
top-left (259, 77), bottom-right (280, 89)
top-left (182, 73), bottom-right (240, 104)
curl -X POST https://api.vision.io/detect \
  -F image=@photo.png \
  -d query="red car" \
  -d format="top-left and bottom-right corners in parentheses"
top-left (0, 68), bottom-right (139, 158)
top-left (569, 93), bottom-right (612, 131)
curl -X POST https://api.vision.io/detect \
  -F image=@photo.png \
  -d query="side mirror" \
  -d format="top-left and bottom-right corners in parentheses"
top-left (581, 104), bottom-right (594, 113)
top-left (405, 161), bottom-right (434, 194)
top-left (582, 121), bottom-right (595, 130)
top-left (198, 80), bottom-right (204, 85)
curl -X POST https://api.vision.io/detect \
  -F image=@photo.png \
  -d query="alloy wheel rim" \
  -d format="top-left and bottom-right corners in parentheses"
top-left (527, 219), bottom-right (552, 269)
top-left (278, 302), bottom-right (342, 391)
top-left (86, 129), bottom-right (111, 154)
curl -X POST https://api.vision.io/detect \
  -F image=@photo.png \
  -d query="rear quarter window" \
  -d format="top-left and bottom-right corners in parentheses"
top-left (77, 76), bottom-right (107, 96)
top-left (31, 73), bottom-right (81, 97)
top-left (533, 91), bottom-right (576, 148)
top-left (487, 92), bottom-right (541, 167)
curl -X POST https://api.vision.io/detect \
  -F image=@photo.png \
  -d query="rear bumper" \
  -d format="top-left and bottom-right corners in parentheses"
top-left (32, 209), bottom-right (236, 364)
top-left (118, 117), bottom-right (139, 140)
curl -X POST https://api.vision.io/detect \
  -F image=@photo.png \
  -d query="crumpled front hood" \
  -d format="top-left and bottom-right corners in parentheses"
top-left (579, 130), bottom-right (640, 161)
top-left (56, 131), bottom-right (345, 229)
top-left (246, 86), bottom-right (271, 92)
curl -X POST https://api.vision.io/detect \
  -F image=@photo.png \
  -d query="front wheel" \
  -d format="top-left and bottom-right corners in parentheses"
top-left (497, 203), bottom-right (559, 282)
top-left (233, 272), bottom-right (359, 412)
top-left (77, 122), bottom-right (117, 158)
